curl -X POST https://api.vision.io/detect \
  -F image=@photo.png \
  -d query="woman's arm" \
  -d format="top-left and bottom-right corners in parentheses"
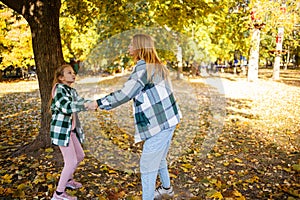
top-left (97, 61), bottom-right (147, 110)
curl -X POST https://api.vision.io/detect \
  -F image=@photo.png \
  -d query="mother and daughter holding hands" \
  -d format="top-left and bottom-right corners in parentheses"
top-left (49, 34), bottom-right (182, 200)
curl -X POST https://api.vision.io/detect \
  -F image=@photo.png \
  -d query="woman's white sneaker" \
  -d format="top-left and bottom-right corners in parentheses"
top-left (154, 185), bottom-right (174, 199)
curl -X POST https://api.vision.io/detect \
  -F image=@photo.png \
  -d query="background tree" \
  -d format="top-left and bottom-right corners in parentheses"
top-left (1, 0), bottom-right (64, 152)
top-left (0, 6), bottom-right (33, 72)
top-left (247, 0), bottom-right (300, 81)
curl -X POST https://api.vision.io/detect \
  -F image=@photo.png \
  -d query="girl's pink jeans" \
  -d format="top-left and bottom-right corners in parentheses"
top-left (56, 131), bottom-right (85, 192)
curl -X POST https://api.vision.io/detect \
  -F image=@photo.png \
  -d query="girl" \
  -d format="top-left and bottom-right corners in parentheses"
top-left (50, 64), bottom-right (89, 200)
top-left (86, 34), bottom-right (182, 200)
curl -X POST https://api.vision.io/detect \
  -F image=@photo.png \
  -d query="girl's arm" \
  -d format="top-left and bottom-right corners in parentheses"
top-left (73, 90), bottom-right (92, 105)
top-left (53, 86), bottom-right (85, 114)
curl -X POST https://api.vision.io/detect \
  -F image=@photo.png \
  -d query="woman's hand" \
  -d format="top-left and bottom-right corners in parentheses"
top-left (84, 101), bottom-right (98, 110)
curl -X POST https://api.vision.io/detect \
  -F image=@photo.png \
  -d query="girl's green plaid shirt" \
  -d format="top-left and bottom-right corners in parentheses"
top-left (97, 60), bottom-right (182, 143)
top-left (50, 83), bottom-right (89, 146)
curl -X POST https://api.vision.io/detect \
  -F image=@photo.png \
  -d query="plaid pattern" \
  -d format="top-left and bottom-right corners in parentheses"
top-left (97, 60), bottom-right (182, 143)
top-left (50, 83), bottom-right (89, 146)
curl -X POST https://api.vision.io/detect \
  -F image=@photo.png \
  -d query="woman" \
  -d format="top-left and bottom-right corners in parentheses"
top-left (86, 34), bottom-right (181, 200)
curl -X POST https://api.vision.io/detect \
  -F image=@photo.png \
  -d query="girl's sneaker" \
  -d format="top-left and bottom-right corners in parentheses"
top-left (51, 191), bottom-right (77, 200)
top-left (66, 179), bottom-right (82, 189)
top-left (154, 185), bottom-right (174, 199)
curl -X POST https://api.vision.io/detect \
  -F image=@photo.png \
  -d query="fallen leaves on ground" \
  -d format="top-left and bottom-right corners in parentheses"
top-left (0, 69), bottom-right (300, 199)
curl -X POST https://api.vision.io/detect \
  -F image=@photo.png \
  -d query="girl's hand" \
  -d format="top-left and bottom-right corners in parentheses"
top-left (84, 101), bottom-right (98, 110)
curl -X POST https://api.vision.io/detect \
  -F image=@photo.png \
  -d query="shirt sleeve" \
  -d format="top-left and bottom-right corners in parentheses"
top-left (73, 89), bottom-right (92, 105)
top-left (53, 86), bottom-right (85, 114)
top-left (97, 63), bottom-right (147, 110)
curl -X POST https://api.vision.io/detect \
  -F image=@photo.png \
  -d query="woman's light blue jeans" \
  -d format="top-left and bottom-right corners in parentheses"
top-left (140, 126), bottom-right (176, 200)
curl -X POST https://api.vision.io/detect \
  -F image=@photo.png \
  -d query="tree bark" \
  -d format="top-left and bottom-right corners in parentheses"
top-left (1, 0), bottom-right (64, 153)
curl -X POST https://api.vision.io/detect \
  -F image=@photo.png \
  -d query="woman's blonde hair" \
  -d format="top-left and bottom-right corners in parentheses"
top-left (132, 34), bottom-right (169, 82)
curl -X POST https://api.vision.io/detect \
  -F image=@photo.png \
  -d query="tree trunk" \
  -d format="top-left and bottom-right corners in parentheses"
top-left (285, 48), bottom-right (290, 70)
top-left (273, 55), bottom-right (281, 80)
top-left (176, 45), bottom-right (183, 79)
top-left (247, 28), bottom-right (261, 82)
top-left (296, 47), bottom-right (300, 68)
top-left (273, 27), bottom-right (284, 81)
top-left (2, 0), bottom-right (64, 153)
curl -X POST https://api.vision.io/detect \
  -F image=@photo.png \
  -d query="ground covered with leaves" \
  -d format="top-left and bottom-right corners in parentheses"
top-left (0, 69), bottom-right (299, 200)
